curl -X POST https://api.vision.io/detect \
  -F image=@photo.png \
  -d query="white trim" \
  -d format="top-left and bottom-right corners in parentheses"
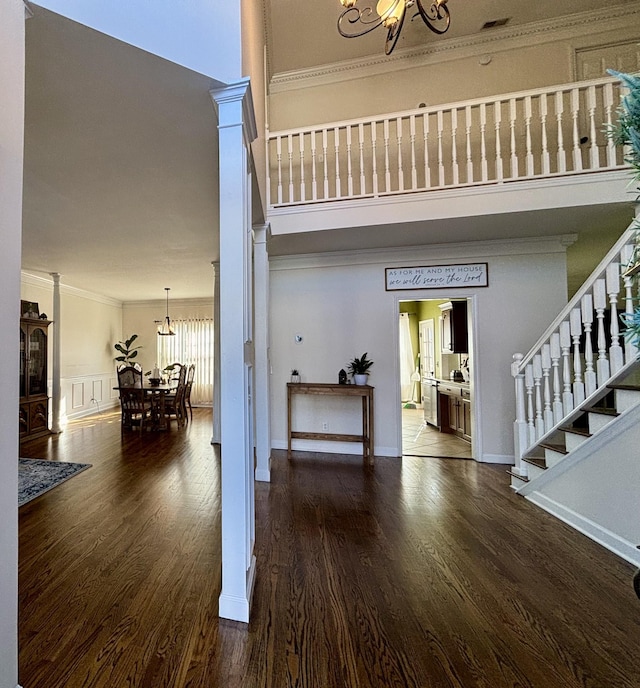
top-left (124, 297), bottom-right (214, 309)
top-left (23, 1), bottom-right (32, 19)
top-left (271, 439), bottom-right (399, 458)
top-left (21, 271), bottom-right (122, 307)
top-left (479, 453), bottom-right (515, 465)
top-left (270, 234), bottom-right (578, 272)
top-left (269, 5), bottom-right (640, 93)
top-left (218, 555), bottom-right (256, 623)
top-left (527, 492), bottom-right (640, 568)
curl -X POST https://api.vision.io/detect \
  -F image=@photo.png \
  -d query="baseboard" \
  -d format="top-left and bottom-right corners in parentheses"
top-left (272, 439), bottom-right (398, 457)
top-left (255, 467), bottom-right (271, 482)
top-left (65, 400), bottom-right (119, 421)
top-left (527, 492), bottom-right (640, 568)
top-left (478, 453), bottom-right (514, 465)
top-left (218, 555), bottom-right (256, 623)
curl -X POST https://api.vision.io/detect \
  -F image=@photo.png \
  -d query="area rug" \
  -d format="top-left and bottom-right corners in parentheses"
top-left (19, 458), bottom-right (92, 507)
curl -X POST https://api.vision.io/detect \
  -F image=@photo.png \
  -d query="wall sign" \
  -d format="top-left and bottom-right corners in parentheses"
top-left (385, 263), bottom-right (489, 290)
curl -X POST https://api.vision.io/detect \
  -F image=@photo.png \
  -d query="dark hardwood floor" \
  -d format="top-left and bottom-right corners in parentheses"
top-left (18, 409), bottom-right (640, 687)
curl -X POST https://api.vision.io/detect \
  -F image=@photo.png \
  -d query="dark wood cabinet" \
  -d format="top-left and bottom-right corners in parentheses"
top-left (439, 301), bottom-right (468, 354)
top-left (438, 383), bottom-right (471, 442)
top-left (20, 318), bottom-right (51, 441)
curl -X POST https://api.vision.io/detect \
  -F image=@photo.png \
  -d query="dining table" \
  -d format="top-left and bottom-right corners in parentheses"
top-left (114, 382), bottom-right (176, 431)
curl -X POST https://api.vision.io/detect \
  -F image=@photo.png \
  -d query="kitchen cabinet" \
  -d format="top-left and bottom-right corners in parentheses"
top-left (439, 301), bottom-right (468, 354)
top-left (20, 318), bottom-right (51, 441)
top-left (438, 382), bottom-right (471, 442)
top-left (421, 378), bottom-right (438, 427)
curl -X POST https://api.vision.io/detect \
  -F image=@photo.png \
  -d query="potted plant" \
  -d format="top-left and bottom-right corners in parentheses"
top-left (348, 352), bottom-right (374, 385)
top-left (114, 334), bottom-right (141, 366)
top-left (290, 369), bottom-right (301, 383)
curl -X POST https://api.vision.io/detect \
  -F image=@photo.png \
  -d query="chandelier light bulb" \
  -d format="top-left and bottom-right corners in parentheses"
top-left (376, 0), bottom-right (404, 28)
top-left (340, 0), bottom-right (357, 7)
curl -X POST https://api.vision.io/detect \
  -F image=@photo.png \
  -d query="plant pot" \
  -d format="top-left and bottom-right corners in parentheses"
top-left (290, 374), bottom-right (301, 384)
top-left (354, 374), bottom-right (369, 386)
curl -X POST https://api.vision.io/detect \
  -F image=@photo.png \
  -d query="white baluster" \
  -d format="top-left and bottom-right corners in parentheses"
top-left (525, 95), bottom-right (534, 176)
top-left (494, 101), bottom-right (503, 181)
top-left (570, 308), bottom-right (585, 405)
top-left (371, 123), bottom-right (378, 196)
top-left (525, 363), bottom-right (536, 447)
top-left (451, 108), bottom-right (459, 185)
top-left (358, 123), bottom-right (365, 196)
top-left (509, 98), bottom-right (518, 178)
top-left (604, 82), bottom-right (616, 167)
top-left (533, 354), bottom-right (545, 440)
top-left (593, 278), bottom-right (610, 385)
top-left (465, 105), bottom-right (473, 183)
top-left (322, 129), bottom-right (329, 199)
top-left (540, 94), bottom-right (550, 175)
top-left (621, 243), bottom-right (639, 362)
top-left (383, 119), bottom-right (391, 192)
top-left (287, 133), bottom-right (294, 203)
top-left (480, 103), bottom-right (488, 181)
top-left (587, 85), bottom-right (599, 169)
top-left (550, 333), bottom-right (563, 425)
top-left (334, 127), bottom-right (341, 199)
top-left (555, 91), bottom-right (566, 173)
top-left (346, 126), bottom-right (353, 198)
top-left (410, 115), bottom-right (417, 190)
top-left (541, 343), bottom-right (554, 432)
top-left (311, 131), bottom-right (317, 201)
top-left (396, 117), bottom-right (404, 192)
top-left (606, 262), bottom-right (624, 374)
top-left (571, 88), bottom-right (583, 171)
top-left (423, 113), bottom-right (431, 189)
top-left (581, 293), bottom-right (596, 397)
top-left (559, 321), bottom-right (574, 416)
top-left (437, 110), bottom-right (445, 186)
top-left (276, 135), bottom-right (283, 205)
top-left (299, 133), bottom-right (306, 201)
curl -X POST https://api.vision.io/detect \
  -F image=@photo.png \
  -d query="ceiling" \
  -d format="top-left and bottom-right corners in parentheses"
top-left (22, 1), bottom-right (637, 302)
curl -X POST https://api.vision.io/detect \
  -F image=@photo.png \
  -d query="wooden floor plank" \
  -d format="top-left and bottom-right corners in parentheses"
top-left (18, 410), bottom-right (640, 687)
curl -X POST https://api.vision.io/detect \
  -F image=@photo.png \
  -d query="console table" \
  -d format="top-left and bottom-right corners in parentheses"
top-left (287, 382), bottom-right (374, 465)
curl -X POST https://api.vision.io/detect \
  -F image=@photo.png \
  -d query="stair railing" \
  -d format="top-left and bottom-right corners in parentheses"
top-left (512, 211), bottom-right (639, 476)
top-left (267, 77), bottom-right (626, 208)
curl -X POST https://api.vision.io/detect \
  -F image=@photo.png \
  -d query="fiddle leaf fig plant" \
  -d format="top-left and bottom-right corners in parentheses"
top-left (114, 334), bottom-right (141, 365)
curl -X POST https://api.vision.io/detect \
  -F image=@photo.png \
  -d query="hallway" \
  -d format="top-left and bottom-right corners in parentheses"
top-left (401, 406), bottom-right (472, 458)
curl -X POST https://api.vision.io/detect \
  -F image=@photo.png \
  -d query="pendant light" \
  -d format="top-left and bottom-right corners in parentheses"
top-left (158, 287), bottom-right (175, 336)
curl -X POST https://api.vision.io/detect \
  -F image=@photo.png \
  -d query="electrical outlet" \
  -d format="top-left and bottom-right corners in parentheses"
top-left (322, 422), bottom-right (328, 431)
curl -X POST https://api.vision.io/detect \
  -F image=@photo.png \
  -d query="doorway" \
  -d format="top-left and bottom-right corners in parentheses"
top-left (398, 299), bottom-right (473, 459)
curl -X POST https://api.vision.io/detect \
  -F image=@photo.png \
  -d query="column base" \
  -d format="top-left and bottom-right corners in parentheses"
top-left (218, 554), bottom-right (256, 623)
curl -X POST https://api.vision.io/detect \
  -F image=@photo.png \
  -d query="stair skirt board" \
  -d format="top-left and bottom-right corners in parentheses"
top-left (526, 491), bottom-right (640, 568)
top-left (518, 403), bottom-right (640, 495)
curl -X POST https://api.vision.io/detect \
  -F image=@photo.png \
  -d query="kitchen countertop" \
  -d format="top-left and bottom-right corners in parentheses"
top-left (435, 378), bottom-right (470, 391)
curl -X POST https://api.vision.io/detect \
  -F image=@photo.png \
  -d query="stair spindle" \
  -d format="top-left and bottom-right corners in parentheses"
top-left (525, 363), bottom-right (536, 447)
top-left (570, 307), bottom-right (585, 405)
top-left (299, 133), bottom-right (306, 201)
top-left (384, 119), bottom-right (391, 192)
top-left (621, 243), bottom-right (639, 362)
top-left (555, 91), bottom-right (567, 173)
top-left (465, 105), bottom-right (473, 183)
top-left (559, 320), bottom-right (574, 415)
top-left (593, 278), bottom-right (611, 385)
top-left (422, 113), bottom-right (431, 189)
top-left (371, 123), bottom-right (378, 196)
top-left (587, 85), bottom-right (599, 169)
top-left (311, 131), bottom-right (318, 201)
top-left (358, 123), bottom-right (366, 196)
top-left (525, 96), bottom-right (534, 176)
top-left (322, 129), bottom-right (329, 199)
top-left (346, 126), bottom-right (353, 197)
top-left (396, 117), bottom-right (404, 192)
top-left (533, 354), bottom-right (544, 440)
top-left (410, 115), bottom-right (417, 190)
top-left (550, 333), bottom-right (563, 424)
top-left (287, 134), bottom-right (294, 203)
top-left (437, 110), bottom-right (445, 187)
top-left (480, 103), bottom-right (488, 181)
top-left (606, 262), bottom-right (624, 374)
top-left (581, 293), bottom-right (597, 397)
top-left (494, 101), bottom-right (503, 181)
top-left (451, 109), bottom-right (459, 185)
top-left (334, 127), bottom-right (341, 198)
top-left (540, 94), bottom-right (550, 175)
top-left (571, 88), bottom-right (583, 171)
top-left (276, 135), bottom-right (283, 205)
top-left (541, 343), bottom-right (554, 432)
top-left (509, 98), bottom-right (518, 178)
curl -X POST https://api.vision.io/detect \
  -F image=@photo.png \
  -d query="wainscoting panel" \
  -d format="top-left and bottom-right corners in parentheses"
top-left (63, 374), bottom-right (119, 421)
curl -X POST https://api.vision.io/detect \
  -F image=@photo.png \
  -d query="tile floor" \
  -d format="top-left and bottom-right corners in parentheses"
top-left (401, 407), bottom-right (472, 459)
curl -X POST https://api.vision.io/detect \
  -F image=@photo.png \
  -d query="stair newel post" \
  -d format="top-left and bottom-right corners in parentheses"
top-left (541, 343), bottom-right (554, 432)
top-left (550, 333), bottom-right (563, 424)
top-left (559, 320), bottom-right (574, 415)
top-left (523, 363), bottom-right (535, 446)
top-left (512, 353), bottom-right (528, 475)
top-left (581, 293), bottom-right (597, 397)
top-left (570, 307), bottom-right (585, 405)
top-left (606, 261), bottom-right (624, 374)
top-left (533, 353), bottom-right (544, 440)
top-left (621, 242), bottom-right (639, 362)
top-left (593, 278), bottom-right (611, 385)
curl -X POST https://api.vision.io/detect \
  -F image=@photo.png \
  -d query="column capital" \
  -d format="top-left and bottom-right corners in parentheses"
top-left (253, 223), bottom-right (271, 245)
top-left (210, 78), bottom-right (257, 145)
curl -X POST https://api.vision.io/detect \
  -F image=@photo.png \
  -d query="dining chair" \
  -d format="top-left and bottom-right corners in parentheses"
top-left (164, 364), bottom-right (187, 426)
top-left (117, 363), bottom-right (143, 388)
top-left (184, 364), bottom-right (196, 421)
top-left (118, 387), bottom-right (153, 433)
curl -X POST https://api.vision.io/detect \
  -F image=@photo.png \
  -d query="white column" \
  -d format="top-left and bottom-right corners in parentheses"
top-left (254, 224), bottom-right (271, 482)
top-left (211, 261), bottom-right (221, 445)
top-left (211, 79), bottom-right (257, 623)
top-left (50, 272), bottom-right (62, 433)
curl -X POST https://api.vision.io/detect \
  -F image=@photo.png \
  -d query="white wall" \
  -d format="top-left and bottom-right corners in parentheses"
top-left (270, 237), bottom-right (569, 462)
top-left (0, 1), bottom-right (24, 684)
top-left (33, 0), bottom-right (242, 84)
top-left (21, 274), bottom-right (123, 421)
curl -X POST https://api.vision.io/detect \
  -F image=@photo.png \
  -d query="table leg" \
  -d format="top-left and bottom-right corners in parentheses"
top-left (368, 389), bottom-right (374, 465)
top-left (287, 385), bottom-right (292, 460)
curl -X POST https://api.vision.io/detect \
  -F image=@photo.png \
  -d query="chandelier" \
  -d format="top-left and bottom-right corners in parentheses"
top-left (337, 0), bottom-right (450, 55)
top-left (157, 287), bottom-right (175, 336)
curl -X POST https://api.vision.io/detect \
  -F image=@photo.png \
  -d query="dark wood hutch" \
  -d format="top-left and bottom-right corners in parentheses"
top-left (20, 317), bottom-right (52, 441)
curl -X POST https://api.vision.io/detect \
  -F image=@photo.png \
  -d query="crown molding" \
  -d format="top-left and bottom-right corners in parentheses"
top-left (269, 3), bottom-right (640, 95)
top-left (21, 272), bottom-right (123, 307)
top-left (23, 1), bottom-right (33, 19)
top-left (124, 297), bottom-right (214, 309)
top-left (269, 234), bottom-right (578, 272)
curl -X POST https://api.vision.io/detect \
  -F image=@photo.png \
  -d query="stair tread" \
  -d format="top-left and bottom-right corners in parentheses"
top-left (560, 426), bottom-right (591, 437)
top-left (507, 470), bottom-right (529, 483)
top-left (539, 442), bottom-right (567, 455)
top-left (608, 383), bottom-right (640, 391)
top-left (522, 456), bottom-right (547, 469)
top-left (585, 407), bottom-right (618, 416)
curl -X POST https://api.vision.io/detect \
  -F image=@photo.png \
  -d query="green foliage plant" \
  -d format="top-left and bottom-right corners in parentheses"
top-left (348, 352), bottom-right (374, 376)
top-left (114, 334), bottom-right (141, 366)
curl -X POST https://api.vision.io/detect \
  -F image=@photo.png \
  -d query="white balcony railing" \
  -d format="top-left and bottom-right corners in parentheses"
top-left (267, 77), bottom-right (626, 209)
